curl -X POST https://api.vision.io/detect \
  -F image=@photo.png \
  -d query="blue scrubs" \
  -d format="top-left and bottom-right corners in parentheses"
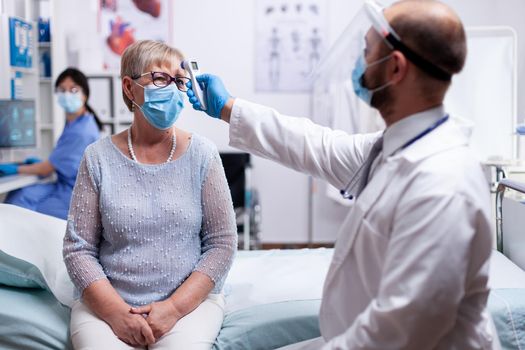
top-left (5, 114), bottom-right (100, 219)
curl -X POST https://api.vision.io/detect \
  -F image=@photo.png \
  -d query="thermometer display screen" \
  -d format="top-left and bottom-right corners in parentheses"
top-left (191, 62), bottom-right (199, 70)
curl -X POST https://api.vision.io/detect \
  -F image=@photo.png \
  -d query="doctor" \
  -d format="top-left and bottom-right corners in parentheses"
top-left (187, 0), bottom-right (499, 349)
top-left (0, 68), bottom-right (101, 220)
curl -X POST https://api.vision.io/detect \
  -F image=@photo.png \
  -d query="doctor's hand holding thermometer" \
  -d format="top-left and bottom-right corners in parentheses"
top-left (185, 74), bottom-right (234, 121)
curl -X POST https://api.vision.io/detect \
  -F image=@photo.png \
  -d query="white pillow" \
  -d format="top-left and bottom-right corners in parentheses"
top-left (0, 204), bottom-right (75, 306)
top-left (488, 250), bottom-right (525, 289)
top-left (223, 249), bottom-right (333, 313)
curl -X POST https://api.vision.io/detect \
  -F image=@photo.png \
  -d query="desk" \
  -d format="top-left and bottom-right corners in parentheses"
top-left (0, 175), bottom-right (40, 194)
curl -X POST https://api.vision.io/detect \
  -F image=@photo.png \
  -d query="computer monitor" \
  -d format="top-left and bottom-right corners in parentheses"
top-left (0, 99), bottom-right (36, 148)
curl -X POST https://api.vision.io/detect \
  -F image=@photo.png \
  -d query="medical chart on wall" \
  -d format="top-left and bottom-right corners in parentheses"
top-left (98, 0), bottom-right (172, 71)
top-left (255, 0), bottom-right (328, 93)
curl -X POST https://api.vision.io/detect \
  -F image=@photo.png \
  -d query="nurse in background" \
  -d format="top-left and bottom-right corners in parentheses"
top-left (0, 68), bottom-right (101, 219)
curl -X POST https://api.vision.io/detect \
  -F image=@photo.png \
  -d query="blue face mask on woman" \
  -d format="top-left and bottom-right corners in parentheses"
top-left (132, 83), bottom-right (184, 130)
top-left (352, 53), bottom-right (393, 106)
top-left (57, 91), bottom-right (84, 114)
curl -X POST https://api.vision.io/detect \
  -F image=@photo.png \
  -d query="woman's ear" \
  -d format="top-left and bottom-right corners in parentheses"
top-left (122, 76), bottom-right (135, 102)
top-left (81, 91), bottom-right (88, 104)
top-left (390, 51), bottom-right (408, 85)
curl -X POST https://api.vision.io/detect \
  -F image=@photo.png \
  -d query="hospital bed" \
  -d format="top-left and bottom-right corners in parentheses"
top-left (496, 178), bottom-right (525, 270)
top-left (1, 192), bottom-right (525, 349)
top-left (0, 247), bottom-right (330, 350)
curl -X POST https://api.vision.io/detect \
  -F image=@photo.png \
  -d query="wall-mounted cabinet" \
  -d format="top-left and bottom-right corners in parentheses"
top-left (87, 73), bottom-right (133, 138)
top-left (0, 0), bottom-right (66, 162)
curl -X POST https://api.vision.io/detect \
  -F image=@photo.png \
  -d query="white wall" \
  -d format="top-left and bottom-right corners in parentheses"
top-left (49, 0), bottom-right (525, 244)
top-left (442, 0), bottom-right (525, 124)
top-left (172, 1), bottom-right (306, 243)
top-left (171, 1), bottom-right (358, 243)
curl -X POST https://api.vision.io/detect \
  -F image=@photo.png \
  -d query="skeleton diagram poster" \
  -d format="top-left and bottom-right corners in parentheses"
top-left (255, 0), bottom-right (328, 93)
top-left (99, 0), bottom-right (172, 71)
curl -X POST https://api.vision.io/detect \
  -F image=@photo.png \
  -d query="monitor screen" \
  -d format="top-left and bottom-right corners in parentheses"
top-left (0, 99), bottom-right (36, 148)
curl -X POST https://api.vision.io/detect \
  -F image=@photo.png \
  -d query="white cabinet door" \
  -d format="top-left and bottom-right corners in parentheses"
top-left (87, 77), bottom-right (112, 123)
top-left (113, 77), bottom-right (133, 125)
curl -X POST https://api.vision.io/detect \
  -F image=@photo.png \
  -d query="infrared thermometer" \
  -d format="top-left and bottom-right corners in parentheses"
top-left (181, 60), bottom-right (207, 111)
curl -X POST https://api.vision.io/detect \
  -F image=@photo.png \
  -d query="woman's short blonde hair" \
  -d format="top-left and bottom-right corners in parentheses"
top-left (120, 40), bottom-right (185, 111)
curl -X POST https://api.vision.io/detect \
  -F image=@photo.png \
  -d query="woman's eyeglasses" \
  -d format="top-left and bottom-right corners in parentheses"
top-left (56, 86), bottom-right (81, 94)
top-left (132, 72), bottom-right (190, 92)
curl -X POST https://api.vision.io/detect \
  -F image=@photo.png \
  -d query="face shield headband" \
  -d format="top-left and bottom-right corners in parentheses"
top-left (365, 0), bottom-right (452, 82)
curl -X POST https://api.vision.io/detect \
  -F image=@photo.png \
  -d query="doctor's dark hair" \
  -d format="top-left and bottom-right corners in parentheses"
top-left (55, 68), bottom-right (103, 131)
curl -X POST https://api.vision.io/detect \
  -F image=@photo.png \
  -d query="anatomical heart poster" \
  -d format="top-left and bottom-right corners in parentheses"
top-left (99, 0), bottom-right (173, 71)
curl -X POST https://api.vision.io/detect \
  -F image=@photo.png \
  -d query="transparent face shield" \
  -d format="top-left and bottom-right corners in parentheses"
top-left (312, 0), bottom-right (451, 93)
top-left (311, 0), bottom-right (395, 86)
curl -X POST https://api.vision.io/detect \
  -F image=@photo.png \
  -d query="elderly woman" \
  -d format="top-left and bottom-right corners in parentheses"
top-left (63, 40), bottom-right (237, 350)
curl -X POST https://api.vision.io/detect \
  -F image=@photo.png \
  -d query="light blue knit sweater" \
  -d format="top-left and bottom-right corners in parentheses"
top-left (63, 135), bottom-right (237, 307)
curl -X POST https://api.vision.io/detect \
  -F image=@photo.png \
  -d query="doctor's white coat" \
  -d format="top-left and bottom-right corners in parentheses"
top-left (228, 99), bottom-right (497, 350)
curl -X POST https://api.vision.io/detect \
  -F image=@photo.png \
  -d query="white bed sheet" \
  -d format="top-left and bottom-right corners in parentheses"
top-left (223, 249), bottom-right (525, 314)
top-left (223, 249), bottom-right (333, 313)
top-left (488, 250), bottom-right (525, 289)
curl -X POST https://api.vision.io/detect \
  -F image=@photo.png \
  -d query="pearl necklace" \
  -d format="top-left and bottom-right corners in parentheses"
top-left (127, 128), bottom-right (176, 164)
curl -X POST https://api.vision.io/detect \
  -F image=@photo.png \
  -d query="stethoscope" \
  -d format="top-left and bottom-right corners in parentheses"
top-left (340, 115), bottom-right (450, 200)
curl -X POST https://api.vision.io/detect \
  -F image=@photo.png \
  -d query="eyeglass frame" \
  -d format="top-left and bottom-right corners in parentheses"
top-left (131, 71), bottom-right (190, 92)
top-left (55, 86), bottom-right (81, 94)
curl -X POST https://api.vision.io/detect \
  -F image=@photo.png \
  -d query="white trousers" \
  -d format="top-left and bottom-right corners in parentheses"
top-left (70, 294), bottom-right (225, 350)
top-left (276, 337), bottom-right (326, 350)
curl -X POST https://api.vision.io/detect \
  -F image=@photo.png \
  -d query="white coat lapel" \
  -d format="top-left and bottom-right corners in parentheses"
top-left (324, 119), bottom-right (470, 291)
top-left (329, 160), bottom-right (397, 268)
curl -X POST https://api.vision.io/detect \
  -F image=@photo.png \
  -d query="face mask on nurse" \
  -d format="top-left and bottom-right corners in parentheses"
top-left (57, 89), bottom-right (84, 114)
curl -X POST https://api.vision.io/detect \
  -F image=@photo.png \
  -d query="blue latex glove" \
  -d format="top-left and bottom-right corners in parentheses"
top-left (24, 157), bottom-right (42, 165)
top-left (186, 74), bottom-right (232, 119)
top-left (0, 163), bottom-right (19, 176)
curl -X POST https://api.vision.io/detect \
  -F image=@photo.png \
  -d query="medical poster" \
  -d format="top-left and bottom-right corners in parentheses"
top-left (98, 0), bottom-right (173, 71)
top-left (255, 0), bottom-right (328, 93)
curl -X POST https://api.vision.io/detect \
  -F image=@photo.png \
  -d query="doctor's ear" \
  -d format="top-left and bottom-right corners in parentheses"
top-left (122, 76), bottom-right (136, 102)
top-left (390, 51), bottom-right (408, 85)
